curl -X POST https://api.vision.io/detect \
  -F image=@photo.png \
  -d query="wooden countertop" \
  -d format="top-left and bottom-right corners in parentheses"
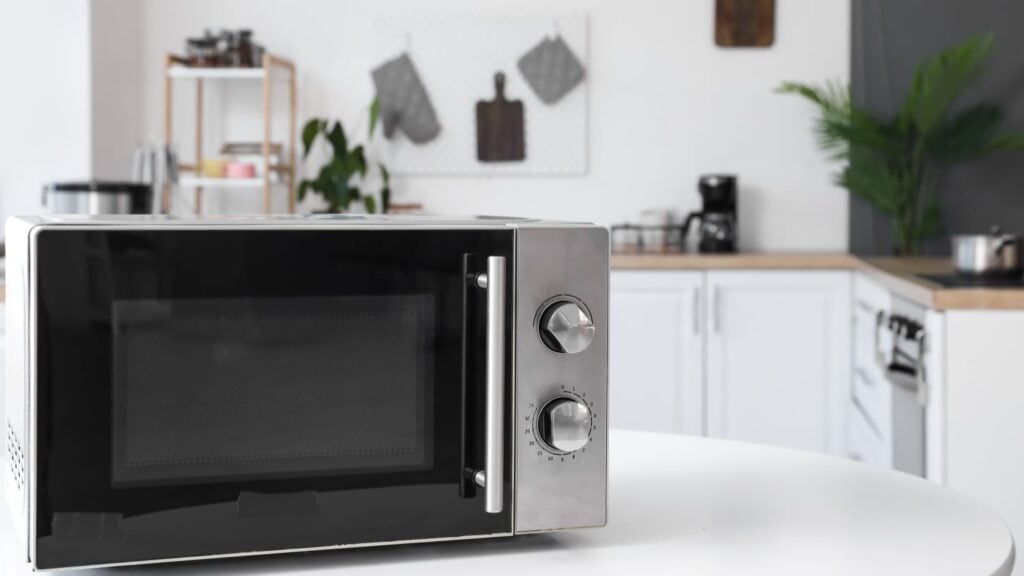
top-left (612, 253), bottom-right (1024, 311)
top-left (610, 253), bottom-right (862, 270)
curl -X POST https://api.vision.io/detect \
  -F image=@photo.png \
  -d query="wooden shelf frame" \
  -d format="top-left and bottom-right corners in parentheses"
top-left (163, 53), bottom-right (297, 214)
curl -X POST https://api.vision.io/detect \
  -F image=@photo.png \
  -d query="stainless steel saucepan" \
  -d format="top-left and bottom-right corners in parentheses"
top-left (952, 226), bottom-right (1022, 277)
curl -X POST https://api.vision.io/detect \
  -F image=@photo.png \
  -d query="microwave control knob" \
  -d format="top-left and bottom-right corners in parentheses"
top-left (539, 300), bottom-right (595, 354)
top-left (537, 397), bottom-right (592, 454)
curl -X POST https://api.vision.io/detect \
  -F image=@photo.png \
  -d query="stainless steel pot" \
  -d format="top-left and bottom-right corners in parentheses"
top-left (43, 181), bottom-right (152, 215)
top-left (952, 227), bottom-right (1022, 277)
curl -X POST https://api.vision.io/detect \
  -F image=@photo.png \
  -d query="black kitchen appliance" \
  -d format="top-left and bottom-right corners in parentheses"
top-left (683, 174), bottom-right (738, 253)
top-left (3, 214), bottom-right (608, 570)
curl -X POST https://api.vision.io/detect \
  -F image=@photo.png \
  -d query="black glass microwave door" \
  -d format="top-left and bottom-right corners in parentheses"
top-left (111, 295), bottom-right (434, 486)
top-left (33, 229), bottom-right (514, 569)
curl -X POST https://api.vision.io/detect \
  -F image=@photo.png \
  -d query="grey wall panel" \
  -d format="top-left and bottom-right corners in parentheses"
top-left (850, 0), bottom-right (1024, 255)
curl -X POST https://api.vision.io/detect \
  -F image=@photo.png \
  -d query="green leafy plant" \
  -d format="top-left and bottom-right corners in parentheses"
top-left (299, 101), bottom-right (390, 213)
top-left (778, 34), bottom-right (1024, 254)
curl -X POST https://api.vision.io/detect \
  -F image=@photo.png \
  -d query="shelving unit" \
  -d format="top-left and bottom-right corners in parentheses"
top-left (163, 53), bottom-right (297, 214)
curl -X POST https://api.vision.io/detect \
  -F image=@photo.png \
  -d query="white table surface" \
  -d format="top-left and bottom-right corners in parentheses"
top-left (0, 430), bottom-right (1014, 575)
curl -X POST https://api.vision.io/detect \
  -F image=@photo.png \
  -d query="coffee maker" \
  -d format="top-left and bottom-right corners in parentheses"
top-left (682, 175), bottom-right (738, 253)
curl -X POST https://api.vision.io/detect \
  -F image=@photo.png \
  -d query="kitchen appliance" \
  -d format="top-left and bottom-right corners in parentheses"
top-left (132, 143), bottom-right (179, 214)
top-left (682, 174), bottom-right (737, 253)
top-left (3, 214), bottom-right (608, 570)
top-left (951, 227), bottom-right (1022, 278)
top-left (876, 296), bottom-right (929, 477)
top-left (43, 181), bottom-right (153, 215)
top-left (917, 273), bottom-right (1024, 288)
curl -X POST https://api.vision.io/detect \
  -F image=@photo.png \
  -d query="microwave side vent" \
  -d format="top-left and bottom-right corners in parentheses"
top-left (4, 216), bottom-right (35, 562)
top-left (5, 422), bottom-right (25, 493)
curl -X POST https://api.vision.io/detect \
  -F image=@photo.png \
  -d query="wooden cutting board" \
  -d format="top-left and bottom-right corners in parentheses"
top-left (476, 73), bottom-right (525, 162)
top-left (716, 0), bottom-right (775, 47)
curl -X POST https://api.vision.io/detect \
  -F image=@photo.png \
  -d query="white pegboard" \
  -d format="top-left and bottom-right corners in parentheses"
top-left (372, 12), bottom-right (588, 176)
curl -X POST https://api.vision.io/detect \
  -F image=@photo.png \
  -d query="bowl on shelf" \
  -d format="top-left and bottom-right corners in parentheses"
top-left (199, 158), bottom-right (227, 178)
top-left (225, 161), bottom-right (257, 179)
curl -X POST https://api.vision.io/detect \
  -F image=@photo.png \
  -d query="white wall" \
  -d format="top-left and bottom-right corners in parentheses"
top-left (90, 0), bottom-right (144, 180)
top-left (135, 0), bottom-right (850, 250)
top-left (0, 0), bottom-right (92, 224)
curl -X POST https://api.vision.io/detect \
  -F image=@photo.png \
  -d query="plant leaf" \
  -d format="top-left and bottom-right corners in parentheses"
top-left (369, 98), bottom-right (381, 138)
top-left (899, 33), bottom-right (994, 135)
top-left (363, 196), bottom-right (377, 214)
top-left (778, 81), bottom-right (900, 161)
top-left (987, 132), bottom-right (1024, 151)
top-left (381, 185), bottom-right (391, 214)
top-left (297, 180), bottom-right (310, 201)
top-left (379, 164), bottom-right (390, 186)
top-left (301, 119), bottom-right (321, 158)
top-left (839, 149), bottom-right (907, 217)
top-left (920, 199), bottom-right (942, 239)
top-left (925, 103), bottom-right (1003, 162)
top-left (327, 121), bottom-right (348, 159)
top-left (351, 145), bottom-right (367, 178)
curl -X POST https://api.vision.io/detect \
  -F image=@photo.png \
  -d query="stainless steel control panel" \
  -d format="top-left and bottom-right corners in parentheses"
top-left (514, 226), bottom-right (608, 532)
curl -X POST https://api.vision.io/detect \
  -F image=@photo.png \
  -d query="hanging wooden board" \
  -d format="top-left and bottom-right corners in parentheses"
top-left (715, 0), bottom-right (775, 47)
top-left (372, 12), bottom-right (588, 175)
top-left (476, 72), bottom-right (526, 162)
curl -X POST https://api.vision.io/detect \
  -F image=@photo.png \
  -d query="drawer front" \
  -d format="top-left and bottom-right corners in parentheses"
top-left (852, 366), bottom-right (891, 439)
top-left (848, 402), bottom-right (890, 468)
top-left (852, 302), bottom-right (882, 373)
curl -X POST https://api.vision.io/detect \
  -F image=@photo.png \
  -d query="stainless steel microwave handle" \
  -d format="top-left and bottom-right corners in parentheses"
top-left (474, 256), bottom-right (506, 514)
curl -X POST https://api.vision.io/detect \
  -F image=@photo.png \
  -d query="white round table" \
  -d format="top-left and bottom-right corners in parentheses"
top-left (0, 431), bottom-right (1013, 575)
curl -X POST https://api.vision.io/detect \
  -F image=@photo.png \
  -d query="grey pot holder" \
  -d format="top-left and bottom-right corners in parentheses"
top-left (517, 35), bottom-right (586, 105)
top-left (371, 53), bottom-right (442, 144)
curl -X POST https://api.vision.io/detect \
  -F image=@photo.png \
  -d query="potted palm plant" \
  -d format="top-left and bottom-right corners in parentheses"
top-left (778, 34), bottom-right (1024, 255)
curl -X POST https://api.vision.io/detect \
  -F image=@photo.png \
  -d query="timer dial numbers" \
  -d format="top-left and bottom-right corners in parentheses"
top-left (535, 396), bottom-right (593, 455)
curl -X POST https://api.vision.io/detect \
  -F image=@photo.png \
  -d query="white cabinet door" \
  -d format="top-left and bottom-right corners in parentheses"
top-left (705, 271), bottom-right (851, 455)
top-left (609, 271), bottom-right (704, 435)
top-left (849, 273), bottom-right (893, 466)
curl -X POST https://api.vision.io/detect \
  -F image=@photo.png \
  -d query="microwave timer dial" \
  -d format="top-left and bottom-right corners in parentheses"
top-left (536, 396), bottom-right (593, 454)
top-left (538, 298), bottom-right (595, 354)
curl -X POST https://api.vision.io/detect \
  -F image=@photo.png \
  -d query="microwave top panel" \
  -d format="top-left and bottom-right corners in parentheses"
top-left (11, 214), bottom-right (599, 229)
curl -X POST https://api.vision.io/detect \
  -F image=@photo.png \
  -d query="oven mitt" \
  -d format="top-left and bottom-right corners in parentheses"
top-left (371, 53), bottom-right (442, 144)
top-left (517, 35), bottom-right (586, 105)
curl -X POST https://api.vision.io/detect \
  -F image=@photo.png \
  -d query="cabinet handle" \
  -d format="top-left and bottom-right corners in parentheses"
top-left (874, 310), bottom-right (888, 370)
top-left (692, 287), bottom-right (701, 334)
top-left (712, 286), bottom-right (721, 334)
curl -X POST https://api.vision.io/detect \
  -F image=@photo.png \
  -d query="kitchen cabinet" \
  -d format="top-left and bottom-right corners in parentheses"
top-left (609, 269), bottom-right (852, 456)
top-left (0, 300), bottom-right (5, 420)
top-left (849, 273), bottom-right (893, 467)
top-left (704, 271), bottom-right (851, 455)
top-left (943, 311), bottom-right (1024, 576)
top-left (846, 273), bottom-right (945, 482)
top-left (609, 271), bottom-right (704, 435)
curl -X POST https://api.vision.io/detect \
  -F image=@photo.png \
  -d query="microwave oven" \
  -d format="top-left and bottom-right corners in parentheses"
top-left (3, 214), bottom-right (608, 570)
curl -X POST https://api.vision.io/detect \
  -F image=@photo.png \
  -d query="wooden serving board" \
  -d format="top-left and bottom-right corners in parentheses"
top-left (476, 73), bottom-right (525, 162)
top-left (715, 0), bottom-right (775, 47)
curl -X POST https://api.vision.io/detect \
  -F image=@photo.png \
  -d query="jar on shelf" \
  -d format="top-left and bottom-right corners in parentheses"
top-left (236, 30), bottom-right (257, 67)
top-left (250, 43), bottom-right (266, 68)
top-left (187, 37), bottom-right (219, 67)
top-left (220, 30), bottom-right (239, 67)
